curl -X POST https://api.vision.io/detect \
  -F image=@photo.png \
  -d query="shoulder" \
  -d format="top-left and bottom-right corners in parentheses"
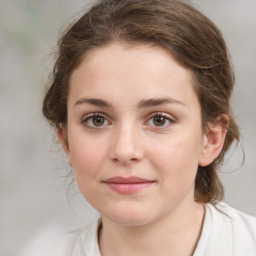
top-left (20, 226), bottom-right (81, 256)
top-left (20, 217), bottom-right (101, 256)
top-left (50, 230), bottom-right (81, 256)
top-left (205, 202), bottom-right (256, 255)
top-left (71, 217), bottom-right (102, 256)
top-left (210, 202), bottom-right (256, 234)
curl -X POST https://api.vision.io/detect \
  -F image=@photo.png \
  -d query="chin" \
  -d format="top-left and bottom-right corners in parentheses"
top-left (102, 205), bottom-right (156, 227)
top-left (108, 215), bottom-right (153, 227)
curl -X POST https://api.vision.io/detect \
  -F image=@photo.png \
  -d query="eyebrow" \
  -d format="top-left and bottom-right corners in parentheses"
top-left (74, 97), bottom-right (185, 108)
top-left (138, 97), bottom-right (185, 108)
top-left (74, 98), bottom-right (111, 107)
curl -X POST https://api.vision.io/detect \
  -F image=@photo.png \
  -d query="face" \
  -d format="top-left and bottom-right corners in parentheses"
top-left (59, 43), bottom-right (212, 227)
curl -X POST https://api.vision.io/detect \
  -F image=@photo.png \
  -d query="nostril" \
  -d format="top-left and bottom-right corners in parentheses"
top-left (113, 158), bottom-right (119, 163)
top-left (109, 132), bottom-right (144, 164)
top-left (111, 156), bottom-right (141, 165)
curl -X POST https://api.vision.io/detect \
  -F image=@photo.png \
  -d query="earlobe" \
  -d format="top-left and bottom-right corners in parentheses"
top-left (199, 115), bottom-right (229, 167)
top-left (57, 124), bottom-right (73, 167)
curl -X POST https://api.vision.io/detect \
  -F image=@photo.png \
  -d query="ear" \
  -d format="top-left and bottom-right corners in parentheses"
top-left (57, 124), bottom-right (73, 167)
top-left (199, 115), bottom-right (229, 167)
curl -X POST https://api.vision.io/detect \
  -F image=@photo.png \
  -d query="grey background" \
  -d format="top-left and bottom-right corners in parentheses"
top-left (0, 0), bottom-right (255, 255)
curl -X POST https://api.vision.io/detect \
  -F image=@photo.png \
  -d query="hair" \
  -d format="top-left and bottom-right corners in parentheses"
top-left (43, 0), bottom-right (240, 204)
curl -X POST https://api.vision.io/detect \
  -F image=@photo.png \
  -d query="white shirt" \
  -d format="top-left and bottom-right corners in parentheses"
top-left (193, 203), bottom-right (256, 256)
top-left (21, 202), bottom-right (256, 256)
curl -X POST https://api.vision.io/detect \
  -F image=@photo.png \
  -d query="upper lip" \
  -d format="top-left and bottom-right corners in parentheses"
top-left (103, 176), bottom-right (154, 184)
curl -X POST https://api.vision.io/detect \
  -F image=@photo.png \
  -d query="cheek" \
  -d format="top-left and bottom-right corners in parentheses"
top-left (68, 136), bottom-right (108, 202)
top-left (68, 135), bottom-right (106, 179)
top-left (148, 135), bottom-right (201, 184)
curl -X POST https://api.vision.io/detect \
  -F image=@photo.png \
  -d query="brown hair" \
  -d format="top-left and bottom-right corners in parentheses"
top-left (43, 0), bottom-right (240, 203)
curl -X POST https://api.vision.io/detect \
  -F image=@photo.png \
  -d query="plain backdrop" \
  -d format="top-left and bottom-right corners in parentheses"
top-left (0, 0), bottom-right (255, 255)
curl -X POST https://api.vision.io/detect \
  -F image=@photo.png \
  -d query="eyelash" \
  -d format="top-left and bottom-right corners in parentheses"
top-left (81, 112), bottom-right (175, 129)
top-left (81, 113), bottom-right (111, 129)
top-left (145, 112), bottom-right (174, 130)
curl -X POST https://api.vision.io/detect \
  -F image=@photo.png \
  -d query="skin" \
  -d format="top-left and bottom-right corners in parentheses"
top-left (58, 43), bottom-right (227, 256)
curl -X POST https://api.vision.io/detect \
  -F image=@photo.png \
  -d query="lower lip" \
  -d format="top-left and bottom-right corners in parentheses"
top-left (105, 182), bottom-right (154, 194)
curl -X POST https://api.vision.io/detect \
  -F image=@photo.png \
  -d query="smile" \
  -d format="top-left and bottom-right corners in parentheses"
top-left (103, 176), bottom-right (155, 194)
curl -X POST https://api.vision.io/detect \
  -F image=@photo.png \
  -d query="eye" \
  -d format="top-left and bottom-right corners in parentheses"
top-left (146, 113), bottom-right (174, 128)
top-left (82, 113), bottom-right (111, 128)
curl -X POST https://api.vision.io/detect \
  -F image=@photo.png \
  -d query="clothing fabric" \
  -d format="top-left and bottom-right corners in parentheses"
top-left (22, 202), bottom-right (256, 256)
top-left (193, 203), bottom-right (256, 256)
top-left (70, 202), bottom-right (256, 256)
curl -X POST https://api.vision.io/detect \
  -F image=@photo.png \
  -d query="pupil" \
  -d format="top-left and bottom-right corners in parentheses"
top-left (93, 116), bottom-right (104, 126)
top-left (153, 116), bottom-right (165, 126)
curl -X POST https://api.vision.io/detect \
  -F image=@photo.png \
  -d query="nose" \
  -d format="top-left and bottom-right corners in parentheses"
top-left (109, 124), bottom-right (144, 165)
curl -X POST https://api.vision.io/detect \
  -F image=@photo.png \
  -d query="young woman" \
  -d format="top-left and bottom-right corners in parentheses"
top-left (42, 0), bottom-right (256, 255)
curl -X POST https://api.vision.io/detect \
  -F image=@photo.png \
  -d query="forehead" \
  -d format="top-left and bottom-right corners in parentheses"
top-left (72, 42), bottom-right (190, 80)
top-left (69, 42), bottom-right (198, 108)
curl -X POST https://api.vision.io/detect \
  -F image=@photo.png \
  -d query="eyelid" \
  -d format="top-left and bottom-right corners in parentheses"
top-left (81, 112), bottom-right (112, 128)
top-left (147, 112), bottom-right (175, 121)
top-left (144, 112), bottom-right (175, 129)
top-left (82, 112), bottom-right (109, 119)
top-left (80, 111), bottom-right (175, 129)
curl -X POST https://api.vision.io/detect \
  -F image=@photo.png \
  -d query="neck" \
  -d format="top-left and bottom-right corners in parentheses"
top-left (99, 201), bottom-right (205, 256)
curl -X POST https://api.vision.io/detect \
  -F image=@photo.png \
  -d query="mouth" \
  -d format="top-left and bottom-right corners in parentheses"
top-left (102, 176), bottom-right (155, 194)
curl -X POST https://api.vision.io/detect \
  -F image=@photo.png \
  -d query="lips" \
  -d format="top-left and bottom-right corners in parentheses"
top-left (103, 176), bottom-right (155, 194)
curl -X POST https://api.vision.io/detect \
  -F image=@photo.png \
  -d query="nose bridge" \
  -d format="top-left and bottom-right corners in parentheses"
top-left (110, 120), bottom-right (143, 164)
